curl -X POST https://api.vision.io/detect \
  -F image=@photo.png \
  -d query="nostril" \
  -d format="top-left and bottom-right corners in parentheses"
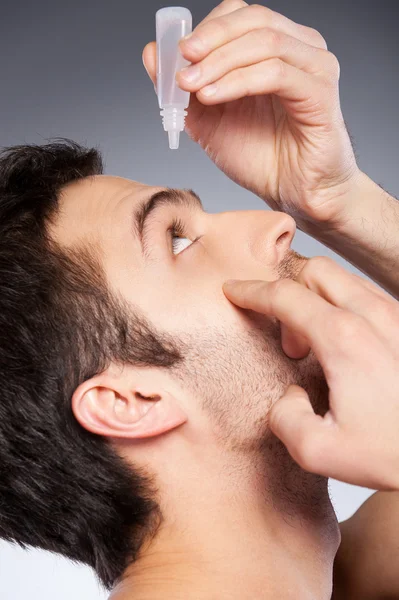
top-left (276, 231), bottom-right (290, 246)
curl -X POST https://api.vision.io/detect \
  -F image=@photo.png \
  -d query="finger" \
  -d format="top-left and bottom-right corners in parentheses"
top-left (280, 323), bottom-right (311, 359)
top-left (268, 384), bottom-right (339, 476)
top-left (192, 58), bottom-right (334, 126)
top-left (142, 42), bottom-right (157, 87)
top-left (223, 277), bottom-right (339, 360)
top-left (269, 384), bottom-right (394, 489)
top-left (296, 256), bottom-right (391, 307)
top-left (351, 273), bottom-right (393, 301)
top-left (295, 257), bottom-right (399, 345)
top-left (142, 40), bottom-right (208, 132)
top-left (143, 0), bottom-right (249, 87)
top-left (180, 3), bottom-right (327, 65)
top-left (195, 0), bottom-right (249, 27)
top-left (177, 28), bottom-right (338, 94)
top-left (274, 262), bottom-right (387, 361)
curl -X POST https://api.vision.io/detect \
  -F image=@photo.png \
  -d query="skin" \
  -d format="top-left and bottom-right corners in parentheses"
top-left (47, 1), bottom-right (399, 598)
top-left (143, 0), bottom-right (399, 299)
top-left (50, 174), bottom-right (341, 600)
top-left (222, 262), bottom-right (399, 492)
top-left (332, 490), bottom-right (399, 599)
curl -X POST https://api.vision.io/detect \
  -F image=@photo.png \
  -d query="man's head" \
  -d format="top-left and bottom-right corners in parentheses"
top-left (0, 139), bottom-right (329, 592)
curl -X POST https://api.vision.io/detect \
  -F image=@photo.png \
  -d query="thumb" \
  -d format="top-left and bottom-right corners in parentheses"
top-left (269, 384), bottom-right (335, 474)
top-left (142, 42), bottom-right (157, 88)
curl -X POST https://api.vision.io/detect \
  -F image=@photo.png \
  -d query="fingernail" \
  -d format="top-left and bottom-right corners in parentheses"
top-left (201, 83), bottom-right (218, 96)
top-left (180, 33), bottom-right (205, 54)
top-left (224, 280), bottom-right (239, 287)
top-left (179, 63), bottom-right (201, 83)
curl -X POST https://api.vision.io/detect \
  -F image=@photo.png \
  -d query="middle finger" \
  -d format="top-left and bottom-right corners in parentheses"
top-left (295, 256), bottom-right (398, 349)
top-left (179, 3), bottom-right (328, 64)
top-left (177, 26), bottom-right (333, 92)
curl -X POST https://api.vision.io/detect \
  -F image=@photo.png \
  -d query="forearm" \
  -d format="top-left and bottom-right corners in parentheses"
top-left (301, 171), bottom-right (399, 300)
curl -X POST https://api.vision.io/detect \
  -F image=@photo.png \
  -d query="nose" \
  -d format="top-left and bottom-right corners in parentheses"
top-left (210, 209), bottom-right (297, 271)
top-left (272, 213), bottom-right (296, 258)
top-left (255, 212), bottom-right (296, 266)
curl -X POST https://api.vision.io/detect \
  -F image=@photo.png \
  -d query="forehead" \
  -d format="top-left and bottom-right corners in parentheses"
top-left (49, 174), bottom-right (161, 248)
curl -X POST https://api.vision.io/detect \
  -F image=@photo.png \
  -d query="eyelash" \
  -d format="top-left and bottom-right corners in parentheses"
top-left (167, 216), bottom-right (200, 253)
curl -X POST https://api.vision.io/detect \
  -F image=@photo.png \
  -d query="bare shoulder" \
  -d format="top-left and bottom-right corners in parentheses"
top-left (333, 491), bottom-right (399, 600)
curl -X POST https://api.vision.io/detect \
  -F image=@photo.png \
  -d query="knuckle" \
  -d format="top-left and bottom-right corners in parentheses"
top-left (222, 0), bottom-right (248, 8)
top-left (249, 3), bottom-right (270, 15)
top-left (309, 27), bottom-right (327, 50)
top-left (206, 16), bottom-right (230, 40)
top-left (323, 50), bottom-right (341, 80)
top-left (305, 26), bottom-right (328, 50)
top-left (264, 27), bottom-right (282, 50)
top-left (268, 278), bottom-right (291, 308)
top-left (298, 430), bottom-right (330, 473)
top-left (252, 27), bottom-right (281, 53)
top-left (375, 296), bottom-right (399, 326)
top-left (236, 66), bottom-right (249, 93)
top-left (328, 51), bottom-right (341, 75)
top-left (300, 256), bottom-right (334, 282)
top-left (249, 4), bottom-right (276, 26)
top-left (214, 42), bottom-right (229, 63)
top-left (248, 4), bottom-right (277, 28)
top-left (268, 57), bottom-right (286, 79)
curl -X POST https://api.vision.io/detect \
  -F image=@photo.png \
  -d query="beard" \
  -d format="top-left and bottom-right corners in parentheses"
top-left (171, 249), bottom-right (329, 451)
top-left (168, 249), bottom-right (335, 524)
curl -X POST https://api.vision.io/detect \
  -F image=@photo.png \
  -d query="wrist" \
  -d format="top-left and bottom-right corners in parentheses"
top-left (297, 170), bottom-right (399, 299)
top-left (298, 169), bottom-right (372, 237)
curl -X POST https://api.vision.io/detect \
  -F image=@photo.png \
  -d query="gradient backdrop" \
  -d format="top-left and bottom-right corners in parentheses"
top-left (0, 0), bottom-right (398, 598)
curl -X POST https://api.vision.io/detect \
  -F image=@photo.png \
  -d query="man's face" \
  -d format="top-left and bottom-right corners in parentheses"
top-left (54, 174), bottom-right (328, 456)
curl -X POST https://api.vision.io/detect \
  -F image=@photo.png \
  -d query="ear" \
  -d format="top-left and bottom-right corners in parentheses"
top-left (71, 369), bottom-right (188, 440)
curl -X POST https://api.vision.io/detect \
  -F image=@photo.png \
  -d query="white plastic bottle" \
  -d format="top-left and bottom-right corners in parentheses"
top-left (155, 7), bottom-right (193, 150)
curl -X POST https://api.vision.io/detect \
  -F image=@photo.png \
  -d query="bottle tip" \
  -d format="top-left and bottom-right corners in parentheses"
top-left (168, 130), bottom-right (180, 150)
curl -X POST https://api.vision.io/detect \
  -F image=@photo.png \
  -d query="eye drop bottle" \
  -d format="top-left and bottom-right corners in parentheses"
top-left (155, 7), bottom-right (193, 150)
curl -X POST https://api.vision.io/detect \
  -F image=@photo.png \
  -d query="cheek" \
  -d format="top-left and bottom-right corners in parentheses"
top-left (142, 273), bottom-right (232, 334)
top-left (160, 288), bottom-right (227, 333)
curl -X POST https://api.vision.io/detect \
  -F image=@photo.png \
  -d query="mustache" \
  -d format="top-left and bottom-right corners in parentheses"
top-left (277, 249), bottom-right (309, 281)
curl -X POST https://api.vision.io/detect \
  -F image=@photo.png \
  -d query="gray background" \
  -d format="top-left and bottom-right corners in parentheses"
top-left (0, 0), bottom-right (397, 598)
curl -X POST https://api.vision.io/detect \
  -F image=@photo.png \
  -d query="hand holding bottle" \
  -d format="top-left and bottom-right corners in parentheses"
top-left (143, 0), bottom-right (361, 231)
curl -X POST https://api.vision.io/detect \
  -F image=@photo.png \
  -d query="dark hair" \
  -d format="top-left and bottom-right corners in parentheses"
top-left (0, 138), bottom-right (185, 591)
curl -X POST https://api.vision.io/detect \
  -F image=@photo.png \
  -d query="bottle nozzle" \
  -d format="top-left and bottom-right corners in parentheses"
top-left (168, 130), bottom-right (180, 150)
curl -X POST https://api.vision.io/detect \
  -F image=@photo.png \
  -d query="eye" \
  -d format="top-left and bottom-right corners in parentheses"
top-left (168, 217), bottom-right (199, 256)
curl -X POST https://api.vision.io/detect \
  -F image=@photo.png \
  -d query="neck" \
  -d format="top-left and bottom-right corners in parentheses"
top-left (109, 442), bottom-right (340, 600)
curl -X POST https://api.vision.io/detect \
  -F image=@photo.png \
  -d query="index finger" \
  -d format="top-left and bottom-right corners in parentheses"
top-left (223, 277), bottom-right (339, 356)
top-left (185, 0), bottom-right (327, 54)
top-left (142, 1), bottom-right (249, 92)
top-left (195, 0), bottom-right (249, 27)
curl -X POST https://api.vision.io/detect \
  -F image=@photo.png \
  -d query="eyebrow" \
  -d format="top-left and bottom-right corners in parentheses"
top-left (132, 187), bottom-right (204, 256)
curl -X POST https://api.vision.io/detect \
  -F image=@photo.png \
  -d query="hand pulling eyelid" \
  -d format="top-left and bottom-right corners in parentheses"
top-left (155, 7), bottom-right (193, 150)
